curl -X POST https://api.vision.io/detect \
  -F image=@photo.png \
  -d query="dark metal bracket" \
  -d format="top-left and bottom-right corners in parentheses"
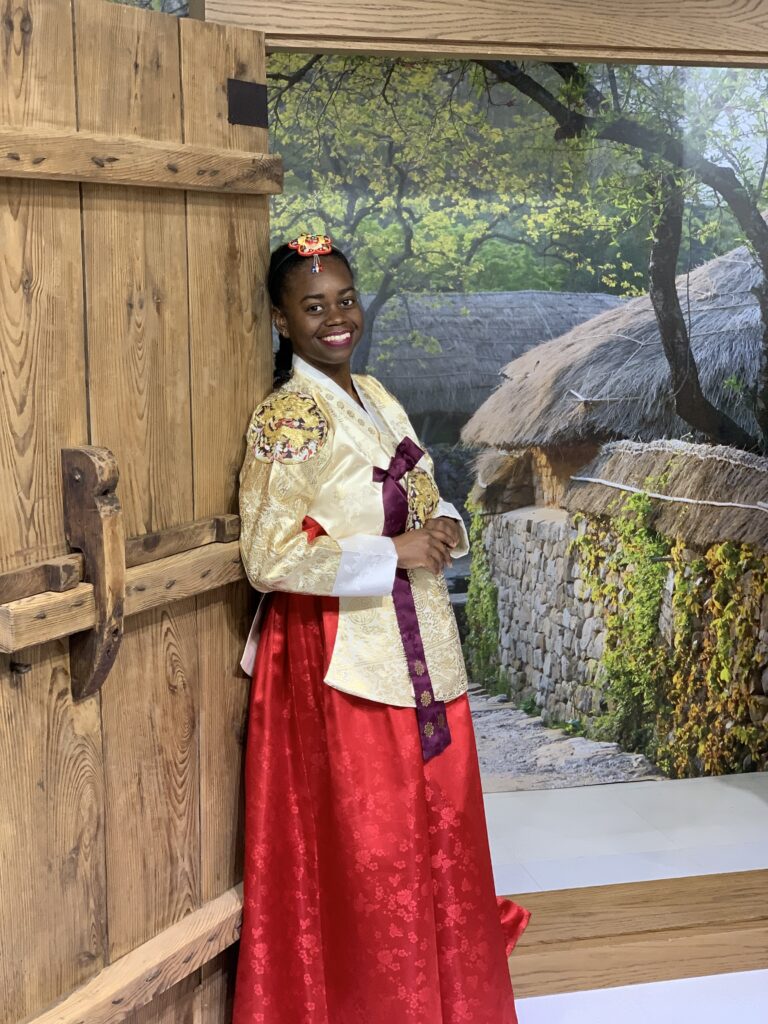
top-left (61, 446), bottom-right (126, 701)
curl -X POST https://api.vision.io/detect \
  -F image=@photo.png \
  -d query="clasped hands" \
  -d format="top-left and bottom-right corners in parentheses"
top-left (392, 517), bottom-right (461, 575)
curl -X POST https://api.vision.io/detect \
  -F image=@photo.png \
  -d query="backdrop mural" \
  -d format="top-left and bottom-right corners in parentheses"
top-left (265, 53), bottom-right (768, 792)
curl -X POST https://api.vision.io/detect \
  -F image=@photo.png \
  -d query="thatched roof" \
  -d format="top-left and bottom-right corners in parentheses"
top-left (362, 290), bottom-right (625, 419)
top-left (562, 439), bottom-right (768, 550)
top-left (468, 448), bottom-right (533, 511)
top-left (461, 242), bottom-right (763, 450)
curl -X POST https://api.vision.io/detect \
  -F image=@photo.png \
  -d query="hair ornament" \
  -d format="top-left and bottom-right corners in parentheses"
top-left (288, 233), bottom-right (333, 273)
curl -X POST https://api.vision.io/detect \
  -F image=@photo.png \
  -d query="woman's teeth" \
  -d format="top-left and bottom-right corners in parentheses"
top-left (321, 331), bottom-right (352, 347)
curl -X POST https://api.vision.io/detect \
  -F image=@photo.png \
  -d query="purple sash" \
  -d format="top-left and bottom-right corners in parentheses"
top-left (373, 437), bottom-right (451, 762)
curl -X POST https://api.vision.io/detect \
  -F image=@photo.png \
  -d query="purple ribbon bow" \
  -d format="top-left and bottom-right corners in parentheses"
top-left (373, 437), bottom-right (451, 762)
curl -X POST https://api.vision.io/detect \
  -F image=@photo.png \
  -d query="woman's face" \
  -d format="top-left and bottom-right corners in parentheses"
top-left (273, 256), bottom-right (364, 373)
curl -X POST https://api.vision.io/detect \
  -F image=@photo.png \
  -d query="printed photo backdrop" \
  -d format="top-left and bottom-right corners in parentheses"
top-left (267, 56), bottom-right (768, 793)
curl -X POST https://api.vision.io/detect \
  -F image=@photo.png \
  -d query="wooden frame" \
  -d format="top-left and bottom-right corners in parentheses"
top-left (199, 0), bottom-right (768, 66)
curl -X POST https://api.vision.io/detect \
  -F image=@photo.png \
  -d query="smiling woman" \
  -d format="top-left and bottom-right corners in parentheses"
top-left (232, 235), bottom-right (530, 1024)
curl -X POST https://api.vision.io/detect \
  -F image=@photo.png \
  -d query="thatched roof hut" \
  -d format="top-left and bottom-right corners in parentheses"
top-left (362, 290), bottom-right (624, 422)
top-left (562, 438), bottom-right (768, 550)
top-left (461, 242), bottom-right (762, 451)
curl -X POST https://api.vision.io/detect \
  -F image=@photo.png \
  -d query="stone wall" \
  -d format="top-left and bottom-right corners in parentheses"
top-left (484, 504), bottom-right (768, 728)
top-left (484, 506), bottom-right (606, 725)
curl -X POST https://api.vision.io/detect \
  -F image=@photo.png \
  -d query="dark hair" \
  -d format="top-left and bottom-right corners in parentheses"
top-left (267, 242), bottom-right (354, 386)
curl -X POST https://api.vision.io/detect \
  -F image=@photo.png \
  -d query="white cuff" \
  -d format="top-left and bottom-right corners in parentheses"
top-left (332, 535), bottom-right (398, 597)
top-left (435, 500), bottom-right (470, 558)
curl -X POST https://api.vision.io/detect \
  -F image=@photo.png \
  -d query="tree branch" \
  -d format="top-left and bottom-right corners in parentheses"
top-left (647, 171), bottom-right (758, 449)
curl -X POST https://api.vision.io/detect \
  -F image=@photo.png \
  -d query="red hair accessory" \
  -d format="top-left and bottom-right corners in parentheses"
top-left (288, 233), bottom-right (333, 273)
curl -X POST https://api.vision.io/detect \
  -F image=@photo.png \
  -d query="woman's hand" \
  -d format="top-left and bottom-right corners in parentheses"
top-left (393, 518), bottom-right (460, 574)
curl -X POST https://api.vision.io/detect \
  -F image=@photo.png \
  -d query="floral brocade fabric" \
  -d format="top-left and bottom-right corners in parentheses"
top-left (232, 523), bottom-right (531, 1024)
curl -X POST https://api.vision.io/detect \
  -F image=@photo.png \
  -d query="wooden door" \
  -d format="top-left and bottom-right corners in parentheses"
top-left (0, 2), bottom-right (278, 1020)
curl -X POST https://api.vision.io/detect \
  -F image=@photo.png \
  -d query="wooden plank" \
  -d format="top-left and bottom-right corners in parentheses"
top-left (0, 0), bottom-right (102, 1019)
top-left (24, 885), bottom-right (242, 1024)
top-left (0, 556), bottom-right (82, 603)
top-left (179, 21), bottom-right (272, 1019)
top-left (0, 125), bottom-right (282, 194)
top-left (126, 514), bottom-right (240, 568)
top-left (206, 0), bottom-right (768, 64)
top-left (512, 919), bottom-right (768, 997)
top-left (0, 641), bottom-right (107, 1022)
top-left (511, 869), bottom-right (768, 947)
top-left (0, 542), bottom-right (245, 653)
top-left (0, 515), bottom-right (242, 603)
top-left (72, 0), bottom-right (201, 974)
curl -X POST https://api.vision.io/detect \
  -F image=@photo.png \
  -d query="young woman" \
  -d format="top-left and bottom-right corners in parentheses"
top-left (232, 234), bottom-right (530, 1024)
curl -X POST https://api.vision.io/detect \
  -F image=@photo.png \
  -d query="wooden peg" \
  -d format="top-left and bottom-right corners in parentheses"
top-left (61, 446), bottom-right (126, 701)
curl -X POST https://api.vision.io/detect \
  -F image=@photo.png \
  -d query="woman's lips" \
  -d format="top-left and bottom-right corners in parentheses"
top-left (319, 330), bottom-right (353, 348)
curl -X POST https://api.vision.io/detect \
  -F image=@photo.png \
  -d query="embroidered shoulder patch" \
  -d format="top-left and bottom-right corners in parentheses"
top-left (249, 391), bottom-right (329, 463)
top-left (407, 467), bottom-right (440, 530)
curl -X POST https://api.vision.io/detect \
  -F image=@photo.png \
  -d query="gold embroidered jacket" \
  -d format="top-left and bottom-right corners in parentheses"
top-left (238, 355), bottom-right (469, 707)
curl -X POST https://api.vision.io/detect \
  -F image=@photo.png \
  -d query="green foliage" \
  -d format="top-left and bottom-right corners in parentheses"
top-left (267, 55), bottom-right (759, 357)
top-left (520, 695), bottom-right (540, 716)
top-left (658, 539), bottom-right (768, 777)
top-left (570, 494), bottom-right (672, 756)
top-left (464, 500), bottom-right (505, 694)
top-left (570, 496), bottom-right (768, 777)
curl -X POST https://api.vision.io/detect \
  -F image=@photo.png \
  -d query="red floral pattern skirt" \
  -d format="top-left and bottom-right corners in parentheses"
top-left (232, 576), bottom-right (530, 1023)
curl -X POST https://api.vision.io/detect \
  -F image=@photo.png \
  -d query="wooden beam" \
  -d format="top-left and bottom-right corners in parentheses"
top-left (0, 542), bottom-right (246, 653)
top-left (23, 885), bottom-right (243, 1024)
top-left (0, 125), bottom-right (283, 194)
top-left (510, 869), bottom-right (768, 997)
top-left (61, 447), bottom-right (126, 701)
top-left (0, 515), bottom-right (242, 604)
top-left (0, 556), bottom-right (82, 603)
top-left (205, 0), bottom-right (768, 66)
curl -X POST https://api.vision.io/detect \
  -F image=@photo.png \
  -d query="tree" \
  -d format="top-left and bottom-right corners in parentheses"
top-left (268, 56), bottom-right (767, 450)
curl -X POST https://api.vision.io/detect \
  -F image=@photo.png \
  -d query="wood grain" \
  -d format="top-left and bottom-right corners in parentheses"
top-left (24, 885), bottom-right (242, 1024)
top-left (0, 556), bottom-right (82, 603)
top-left (72, 1), bottom-right (202, 992)
top-left (61, 447), bottom-right (126, 701)
top-left (0, 124), bottom-right (283, 193)
top-left (0, 542), bottom-right (245, 652)
top-left (0, 641), bottom-right (106, 1022)
top-left (206, 0), bottom-right (768, 64)
top-left (508, 869), bottom-right (768, 997)
top-left (179, 20), bottom-right (273, 1020)
top-left (0, 1), bottom-right (103, 1020)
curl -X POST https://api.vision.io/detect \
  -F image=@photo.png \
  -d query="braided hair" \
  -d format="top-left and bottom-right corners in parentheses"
top-left (267, 242), bottom-right (354, 387)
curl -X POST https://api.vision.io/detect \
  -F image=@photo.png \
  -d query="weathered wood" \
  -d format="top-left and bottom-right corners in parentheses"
top-left (0, 125), bottom-right (282, 194)
top-left (0, 515), bottom-right (243, 603)
top-left (0, 1), bottom-right (104, 1019)
top-left (23, 885), bottom-right (242, 1024)
top-left (73, 0), bottom-right (202, 974)
top-left (61, 447), bottom-right (126, 701)
top-left (126, 514), bottom-right (241, 567)
top-left (0, 556), bottom-right (82, 603)
top-left (179, 24), bottom-right (269, 1021)
top-left (1, 641), bottom-right (108, 1023)
top-left (206, 0), bottom-right (768, 65)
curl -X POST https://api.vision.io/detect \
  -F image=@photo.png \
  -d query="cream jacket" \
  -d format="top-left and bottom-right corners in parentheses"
top-left (238, 355), bottom-right (469, 707)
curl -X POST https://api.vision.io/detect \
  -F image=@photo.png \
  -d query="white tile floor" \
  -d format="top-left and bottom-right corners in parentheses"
top-left (485, 772), bottom-right (768, 893)
top-left (516, 968), bottom-right (768, 1024)
top-left (488, 775), bottom-right (768, 1021)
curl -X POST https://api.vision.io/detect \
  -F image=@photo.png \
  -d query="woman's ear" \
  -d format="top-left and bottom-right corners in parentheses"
top-left (272, 307), bottom-right (288, 338)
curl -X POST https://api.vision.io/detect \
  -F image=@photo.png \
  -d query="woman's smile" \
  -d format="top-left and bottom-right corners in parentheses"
top-left (319, 329), bottom-right (354, 347)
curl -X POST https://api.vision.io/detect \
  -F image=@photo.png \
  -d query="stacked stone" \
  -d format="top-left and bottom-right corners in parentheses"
top-left (485, 508), bottom-right (768, 730)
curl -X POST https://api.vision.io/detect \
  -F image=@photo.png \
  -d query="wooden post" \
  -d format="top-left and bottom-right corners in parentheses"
top-left (61, 447), bottom-right (126, 701)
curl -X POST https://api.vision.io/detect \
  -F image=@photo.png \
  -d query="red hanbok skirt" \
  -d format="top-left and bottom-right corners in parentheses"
top-left (232, 532), bottom-right (530, 1023)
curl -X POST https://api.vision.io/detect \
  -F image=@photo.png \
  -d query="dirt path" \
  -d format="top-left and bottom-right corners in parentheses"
top-left (468, 686), bottom-right (667, 792)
